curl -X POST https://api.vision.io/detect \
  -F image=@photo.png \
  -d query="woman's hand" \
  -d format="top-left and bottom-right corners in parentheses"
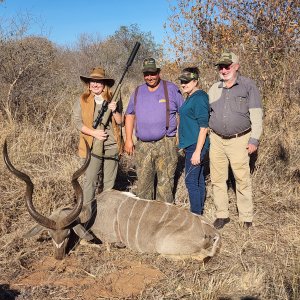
top-left (109, 101), bottom-right (123, 124)
top-left (93, 129), bottom-right (108, 141)
top-left (108, 101), bottom-right (117, 113)
top-left (191, 150), bottom-right (201, 165)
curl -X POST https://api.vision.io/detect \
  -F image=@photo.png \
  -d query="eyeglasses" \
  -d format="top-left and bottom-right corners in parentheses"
top-left (218, 64), bottom-right (233, 71)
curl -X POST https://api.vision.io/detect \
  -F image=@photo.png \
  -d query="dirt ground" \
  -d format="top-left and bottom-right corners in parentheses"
top-left (9, 255), bottom-right (164, 299)
top-left (0, 229), bottom-right (168, 299)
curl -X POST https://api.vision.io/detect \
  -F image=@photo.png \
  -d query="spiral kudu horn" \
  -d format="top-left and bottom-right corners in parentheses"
top-left (3, 139), bottom-right (91, 230)
top-left (58, 139), bottom-right (91, 228)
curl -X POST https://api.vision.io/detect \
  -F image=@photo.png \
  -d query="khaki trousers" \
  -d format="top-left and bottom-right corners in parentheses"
top-left (209, 132), bottom-right (253, 222)
top-left (83, 147), bottom-right (119, 207)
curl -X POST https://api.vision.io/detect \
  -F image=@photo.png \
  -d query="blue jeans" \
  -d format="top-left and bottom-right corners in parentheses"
top-left (185, 144), bottom-right (208, 215)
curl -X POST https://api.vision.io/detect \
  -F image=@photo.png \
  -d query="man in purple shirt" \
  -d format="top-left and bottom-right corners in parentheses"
top-left (124, 58), bottom-right (184, 202)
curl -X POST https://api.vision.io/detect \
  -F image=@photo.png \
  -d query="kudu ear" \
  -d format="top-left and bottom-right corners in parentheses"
top-left (73, 224), bottom-right (94, 241)
top-left (23, 224), bottom-right (45, 238)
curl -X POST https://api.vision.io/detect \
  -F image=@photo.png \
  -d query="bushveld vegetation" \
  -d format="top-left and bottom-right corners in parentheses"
top-left (0, 0), bottom-right (299, 299)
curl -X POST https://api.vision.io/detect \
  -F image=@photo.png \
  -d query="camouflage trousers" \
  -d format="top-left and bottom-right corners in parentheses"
top-left (135, 136), bottom-right (178, 203)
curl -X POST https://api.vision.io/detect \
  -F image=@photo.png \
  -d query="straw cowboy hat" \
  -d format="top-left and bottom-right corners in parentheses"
top-left (80, 67), bottom-right (115, 87)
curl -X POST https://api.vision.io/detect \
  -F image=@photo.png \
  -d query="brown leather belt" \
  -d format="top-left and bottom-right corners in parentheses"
top-left (212, 128), bottom-right (251, 139)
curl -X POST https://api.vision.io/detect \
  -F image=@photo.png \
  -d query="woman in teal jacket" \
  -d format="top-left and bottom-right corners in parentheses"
top-left (178, 67), bottom-right (210, 214)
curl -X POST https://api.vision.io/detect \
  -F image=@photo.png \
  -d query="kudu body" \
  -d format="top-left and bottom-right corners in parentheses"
top-left (3, 140), bottom-right (220, 260)
top-left (90, 190), bottom-right (220, 258)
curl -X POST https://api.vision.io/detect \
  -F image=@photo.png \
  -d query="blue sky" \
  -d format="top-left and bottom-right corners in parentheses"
top-left (0, 0), bottom-right (173, 46)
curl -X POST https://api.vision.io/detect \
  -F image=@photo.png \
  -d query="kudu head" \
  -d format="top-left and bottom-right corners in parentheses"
top-left (3, 139), bottom-right (93, 260)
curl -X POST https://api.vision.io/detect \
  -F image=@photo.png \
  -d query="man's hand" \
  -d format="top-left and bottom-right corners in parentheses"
top-left (124, 114), bottom-right (135, 155)
top-left (124, 139), bottom-right (134, 155)
top-left (247, 143), bottom-right (257, 154)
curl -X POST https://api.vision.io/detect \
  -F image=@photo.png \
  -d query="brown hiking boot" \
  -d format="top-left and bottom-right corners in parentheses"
top-left (213, 218), bottom-right (230, 229)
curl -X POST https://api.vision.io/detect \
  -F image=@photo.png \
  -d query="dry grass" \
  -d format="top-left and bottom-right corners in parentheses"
top-left (0, 49), bottom-right (299, 300)
top-left (1, 66), bottom-right (299, 299)
top-left (1, 3), bottom-right (299, 297)
top-left (0, 110), bottom-right (299, 300)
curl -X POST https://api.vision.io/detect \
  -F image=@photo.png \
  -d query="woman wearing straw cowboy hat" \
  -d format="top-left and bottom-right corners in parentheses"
top-left (73, 67), bottom-right (123, 222)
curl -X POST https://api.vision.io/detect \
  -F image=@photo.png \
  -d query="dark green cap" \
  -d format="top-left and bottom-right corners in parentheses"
top-left (178, 71), bottom-right (199, 82)
top-left (215, 51), bottom-right (239, 66)
top-left (142, 58), bottom-right (160, 73)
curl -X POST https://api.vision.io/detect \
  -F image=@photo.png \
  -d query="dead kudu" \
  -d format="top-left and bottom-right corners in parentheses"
top-left (3, 140), bottom-right (220, 260)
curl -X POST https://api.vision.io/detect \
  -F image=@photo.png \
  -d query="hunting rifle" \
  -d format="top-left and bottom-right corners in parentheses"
top-left (91, 42), bottom-right (140, 192)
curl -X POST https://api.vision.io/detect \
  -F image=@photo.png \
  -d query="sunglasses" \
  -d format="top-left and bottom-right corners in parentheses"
top-left (218, 64), bottom-right (233, 71)
top-left (180, 80), bottom-right (191, 84)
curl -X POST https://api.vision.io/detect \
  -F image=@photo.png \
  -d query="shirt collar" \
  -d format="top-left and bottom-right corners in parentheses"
top-left (94, 94), bottom-right (104, 105)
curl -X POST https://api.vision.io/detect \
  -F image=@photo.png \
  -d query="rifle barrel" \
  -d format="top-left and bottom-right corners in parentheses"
top-left (92, 41), bottom-right (141, 129)
top-left (126, 42), bottom-right (141, 67)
